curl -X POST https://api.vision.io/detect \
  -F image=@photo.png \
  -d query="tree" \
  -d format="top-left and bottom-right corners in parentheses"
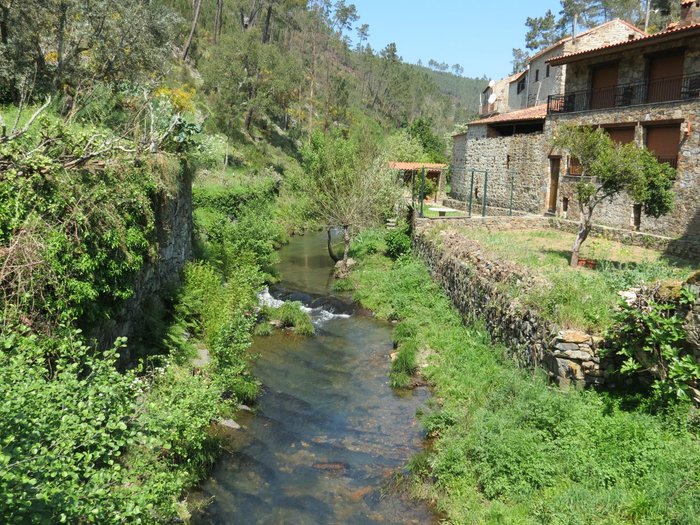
top-left (553, 125), bottom-right (675, 267)
top-left (525, 10), bottom-right (563, 50)
top-left (407, 117), bottom-right (445, 163)
top-left (0, 0), bottom-right (175, 103)
top-left (511, 48), bottom-right (530, 74)
top-left (301, 131), bottom-right (402, 268)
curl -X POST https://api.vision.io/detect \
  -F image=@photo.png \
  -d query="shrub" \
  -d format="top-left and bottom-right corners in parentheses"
top-left (385, 226), bottom-right (412, 260)
top-left (604, 286), bottom-right (699, 403)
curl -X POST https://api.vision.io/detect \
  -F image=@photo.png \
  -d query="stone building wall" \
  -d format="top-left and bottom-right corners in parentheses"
top-left (449, 126), bottom-right (549, 213)
top-left (565, 36), bottom-right (700, 93)
top-left (547, 99), bottom-right (700, 239)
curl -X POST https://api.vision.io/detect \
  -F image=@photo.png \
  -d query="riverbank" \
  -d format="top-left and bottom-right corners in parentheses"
top-left (345, 231), bottom-right (700, 524)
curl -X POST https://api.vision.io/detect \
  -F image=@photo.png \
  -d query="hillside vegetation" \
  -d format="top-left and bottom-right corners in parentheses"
top-left (0, 0), bottom-right (479, 521)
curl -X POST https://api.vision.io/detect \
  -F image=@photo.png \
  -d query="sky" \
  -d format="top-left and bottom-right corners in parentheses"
top-left (348, 0), bottom-right (563, 80)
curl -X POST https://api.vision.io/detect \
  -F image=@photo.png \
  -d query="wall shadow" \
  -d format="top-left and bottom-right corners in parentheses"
top-left (663, 205), bottom-right (700, 265)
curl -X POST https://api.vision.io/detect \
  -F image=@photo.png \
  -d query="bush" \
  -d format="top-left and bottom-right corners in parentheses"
top-left (385, 226), bottom-right (412, 260)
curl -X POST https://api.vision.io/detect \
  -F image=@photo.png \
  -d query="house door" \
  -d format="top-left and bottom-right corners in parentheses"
top-left (590, 62), bottom-right (619, 109)
top-left (548, 157), bottom-right (560, 214)
top-left (647, 51), bottom-right (684, 102)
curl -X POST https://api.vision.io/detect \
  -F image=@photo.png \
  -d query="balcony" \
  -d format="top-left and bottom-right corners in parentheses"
top-left (547, 73), bottom-right (700, 114)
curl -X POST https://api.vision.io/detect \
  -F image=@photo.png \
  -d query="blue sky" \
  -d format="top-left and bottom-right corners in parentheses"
top-left (348, 0), bottom-right (563, 80)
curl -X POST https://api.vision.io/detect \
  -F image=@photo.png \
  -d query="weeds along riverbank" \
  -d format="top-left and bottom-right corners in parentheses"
top-left (343, 227), bottom-right (700, 525)
top-left (0, 156), bottom-right (292, 522)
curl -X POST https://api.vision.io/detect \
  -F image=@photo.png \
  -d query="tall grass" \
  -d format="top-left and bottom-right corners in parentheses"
top-left (351, 250), bottom-right (700, 524)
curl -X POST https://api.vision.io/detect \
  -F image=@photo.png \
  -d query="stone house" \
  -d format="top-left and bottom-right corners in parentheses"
top-left (545, 2), bottom-right (700, 239)
top-left (478, 19), bottom-right (646, 118)
top-left (451, 4), bottom-right (700, 241)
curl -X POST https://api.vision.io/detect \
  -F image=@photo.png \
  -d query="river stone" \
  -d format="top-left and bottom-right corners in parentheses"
top-left (557, 329), bottom-right (591, 344)
top-left (218, 419), bottom-right (241, 430)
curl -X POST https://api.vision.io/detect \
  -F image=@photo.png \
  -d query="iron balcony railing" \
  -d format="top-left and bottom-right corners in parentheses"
top-left (547, 73), bottom-right (700, 114)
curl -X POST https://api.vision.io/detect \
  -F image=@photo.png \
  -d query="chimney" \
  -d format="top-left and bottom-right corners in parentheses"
top-left (680, 0), bottom-right (700, 27)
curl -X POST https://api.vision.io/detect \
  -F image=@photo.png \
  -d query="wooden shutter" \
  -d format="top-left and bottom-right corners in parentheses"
top-left (647, 52), bottom-right (684, 102)
top-left (605, 127), bottom-right (635, 144)
top-left (646, 124), bottom-right (680, 167)
top-left (590, 63), bottom-right (619, 109)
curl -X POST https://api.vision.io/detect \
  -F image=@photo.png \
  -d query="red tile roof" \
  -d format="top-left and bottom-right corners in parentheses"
top-left (682, 0), bottom-right (695, 6)
top-left (527, 19), bottom-right (646, 63)
top-left (468, 104), bottom-right (548, 126)
top-left (388, 162), bottom-right (447, 171)
top-left (547, 22), bottom-right (700, 65)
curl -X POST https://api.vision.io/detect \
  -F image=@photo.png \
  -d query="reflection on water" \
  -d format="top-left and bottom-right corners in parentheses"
top-left (192, 233), bottom-right (435, 524)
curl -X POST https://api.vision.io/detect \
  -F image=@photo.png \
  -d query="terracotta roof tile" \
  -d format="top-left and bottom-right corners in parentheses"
top-left (388, 162), bottom-right (447, 171)
top-left (468, 104), bottom-right (548, 125)
top-left (547, 22), bottom-right (700, 65)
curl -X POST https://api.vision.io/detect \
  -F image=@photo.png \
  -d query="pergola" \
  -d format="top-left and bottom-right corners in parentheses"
top-left (388, 162), bottom-right (448, 214)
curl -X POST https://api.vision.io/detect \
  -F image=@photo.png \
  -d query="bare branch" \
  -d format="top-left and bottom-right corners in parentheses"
top-left (0, 97), bottom-right (52, 145)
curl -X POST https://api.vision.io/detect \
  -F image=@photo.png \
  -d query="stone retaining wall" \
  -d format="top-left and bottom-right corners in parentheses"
top-left (95, 161), bottom-right (193, 354)
top-left (413, 229), bottom-right (605, 387)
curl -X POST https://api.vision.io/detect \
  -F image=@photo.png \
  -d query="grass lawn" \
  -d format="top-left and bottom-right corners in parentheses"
top-left (441, 227), bottom-right (697, 332)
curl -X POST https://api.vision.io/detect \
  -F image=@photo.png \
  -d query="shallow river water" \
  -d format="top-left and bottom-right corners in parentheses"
top-left (192, 233), bottom-right (436, 525)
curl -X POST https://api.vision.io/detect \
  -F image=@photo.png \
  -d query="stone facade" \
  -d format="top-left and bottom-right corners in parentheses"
top-left (450, 128), bottom-right (549, 213)
top-left (546, 32), bottom-right (700, 240)
top-left (451, 24), bottom-right (700, 241)
top-left (508, 19), bottom-right (645, 111)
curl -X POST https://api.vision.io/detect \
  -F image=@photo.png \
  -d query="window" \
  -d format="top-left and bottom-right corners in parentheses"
top-left (534, 69), bottom-right (540, 82)
top-left (568, 157), bottom-right (583, 176)
top-left (604, 126), bottom-right (635, 144)
top-left (546, 65), bottom-right (550, 78)
top-left (517, 78), bottom-right (526, 94)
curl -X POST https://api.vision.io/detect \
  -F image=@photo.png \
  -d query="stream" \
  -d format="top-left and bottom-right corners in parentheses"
top-left (191, 232), bottom-right (437, 524)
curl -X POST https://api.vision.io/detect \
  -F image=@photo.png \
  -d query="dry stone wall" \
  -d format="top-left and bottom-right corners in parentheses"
top-left (414, 227), bottom-right (606, 387)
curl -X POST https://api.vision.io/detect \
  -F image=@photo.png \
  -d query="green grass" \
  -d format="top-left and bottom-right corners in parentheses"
top-left (349, 248), bottom-right (700, 525)
top-left (446, 228), bottom-right (697, 332)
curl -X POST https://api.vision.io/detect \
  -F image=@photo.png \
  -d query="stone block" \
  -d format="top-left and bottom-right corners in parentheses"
top-left (557, 330), bottom-right (592, 344)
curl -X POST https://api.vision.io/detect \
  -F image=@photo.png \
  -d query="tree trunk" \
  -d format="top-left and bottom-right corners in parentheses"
top-left (0, 5), bottom-right (9, 46)
top-left (570, 217), bottom-right (591, 267)
top-left (262, 3), bottom-right (273, 44)
top-left (327, 228), bottom-right (340, 262)
top-left (182, 0), bottom-right (203, 60)
top-left (213, 0), bottom-right (224, 44)
top-left (342, 225), bottom-right (350, 264)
